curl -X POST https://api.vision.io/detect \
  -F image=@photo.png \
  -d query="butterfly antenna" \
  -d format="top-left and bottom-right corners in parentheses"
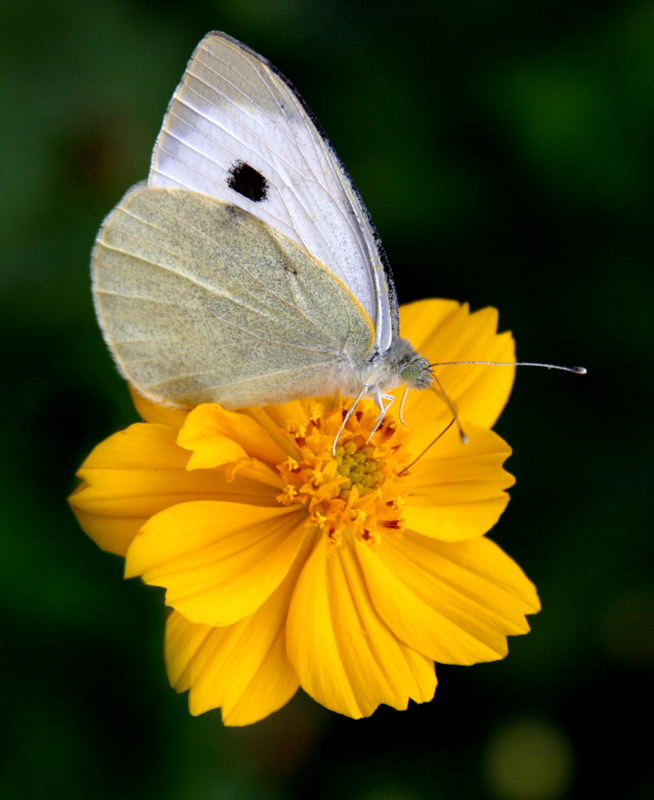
top-left (431, 360), bottom-right (587, 374)
top-left (401, 360), bottom-right (587, 472)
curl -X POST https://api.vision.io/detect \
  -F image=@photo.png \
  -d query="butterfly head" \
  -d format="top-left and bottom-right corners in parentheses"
top-left (400, 356), bottom-right (432, 389)
top-left (385, 336), bottom-right (433, 392)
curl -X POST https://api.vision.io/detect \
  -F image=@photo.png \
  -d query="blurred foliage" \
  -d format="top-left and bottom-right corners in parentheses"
top-left (1, 0), bottom-right (652, 798)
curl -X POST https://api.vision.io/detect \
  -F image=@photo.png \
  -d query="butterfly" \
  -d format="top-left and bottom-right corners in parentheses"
top-left (91, 32), bottom-right (434, 424)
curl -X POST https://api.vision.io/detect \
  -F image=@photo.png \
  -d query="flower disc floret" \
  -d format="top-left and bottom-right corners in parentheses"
top-left (276, 402), bottom-right (411, 550)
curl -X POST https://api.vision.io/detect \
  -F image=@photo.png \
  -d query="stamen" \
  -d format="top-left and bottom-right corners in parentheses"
top-left (278, 401), bottom-right (409, 549)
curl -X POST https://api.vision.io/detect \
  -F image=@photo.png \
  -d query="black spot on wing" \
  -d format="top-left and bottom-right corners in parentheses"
top-left (227, 160), bottom-right (269, 202)
top-left (213, 33), bottom-right (400, 335)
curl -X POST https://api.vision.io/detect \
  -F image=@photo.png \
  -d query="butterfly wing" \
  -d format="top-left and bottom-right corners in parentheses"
top-left (148, 31), bottom-right (397, 354)
top-left (92, 187), bottom-right (374, 407)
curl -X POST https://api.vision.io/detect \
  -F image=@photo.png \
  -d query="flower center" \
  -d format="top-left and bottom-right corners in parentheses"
top-left (276, 400), bottom-right (412, 549)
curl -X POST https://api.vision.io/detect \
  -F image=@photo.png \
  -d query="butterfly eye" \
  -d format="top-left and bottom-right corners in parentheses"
top-left (401, 362), bottom-right (422, 384)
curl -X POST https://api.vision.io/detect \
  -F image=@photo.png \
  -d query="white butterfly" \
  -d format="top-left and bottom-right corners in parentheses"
top-left (92, 32), bottom-right (433, 417)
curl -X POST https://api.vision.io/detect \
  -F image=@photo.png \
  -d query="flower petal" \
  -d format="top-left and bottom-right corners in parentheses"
top-left (287, 536), bottom-right (436, 719)
top-left (359, 531), bottom-right (539, 665)
top-left (166, 533), bottom-right (315, 725)
top-left (69, 423), bottom-right (190, 555)
top-left (125, 501), bottom-right (306, 626)
top-left (178, 404), bottom-right (287, 470)
top-left (130, 386), bottom-right (189, 427)
top-left (67, 496), bottom-right (143, 558)
top-left (399, 299), bottom-right (516, 428)
top-left (166, 603), bottom-right (299, 726)
top-left (406, 422), bottom-right (514, 541)
top-left (247, 399), bottom-right (312, 434)
top-left (69, 423), bottom-right (280, 556)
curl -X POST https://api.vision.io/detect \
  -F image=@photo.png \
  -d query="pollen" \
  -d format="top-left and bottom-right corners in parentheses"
top-left (276, 400), bottom-right (412, 549)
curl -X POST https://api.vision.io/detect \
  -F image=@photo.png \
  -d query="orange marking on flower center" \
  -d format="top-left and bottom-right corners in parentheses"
top-left (275, 400), bottom-right (412, 549)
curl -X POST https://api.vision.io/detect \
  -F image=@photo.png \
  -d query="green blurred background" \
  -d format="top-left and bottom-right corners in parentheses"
top-left (2, 0), bottom-right (652, 798)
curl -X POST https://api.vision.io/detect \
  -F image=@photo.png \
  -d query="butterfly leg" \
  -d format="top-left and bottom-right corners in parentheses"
top-left (332, 385), bottom-right (369, 455)
top-left (332, 387), bottom-right (397, 454)
top-left (398, 386), bottom-right (410, 427)
top-left (365, 387), bottom-right (395, 443)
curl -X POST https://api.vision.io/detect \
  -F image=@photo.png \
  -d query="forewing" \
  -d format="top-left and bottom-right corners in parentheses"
top-left (92, 187), bottom-right (374, 408)
top-left (149, 31), bottom-right (396, 352)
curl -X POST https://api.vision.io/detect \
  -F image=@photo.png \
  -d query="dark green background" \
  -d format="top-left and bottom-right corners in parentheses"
top-left (2, 1), bottom-right (651, 798)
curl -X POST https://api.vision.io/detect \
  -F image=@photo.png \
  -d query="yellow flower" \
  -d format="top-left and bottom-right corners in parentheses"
top-left (69, 299), bottom-right (540, 725)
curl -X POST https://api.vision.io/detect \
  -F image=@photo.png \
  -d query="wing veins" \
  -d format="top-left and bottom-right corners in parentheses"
top-left (148, 358), bottom-right (337, 396)
top-left (165, 98), bottom-right (306, 187)
top-left (184, 48), bottom-right (371, 265)
top-left (121, 328), bottom-right (343, 365)
top-left (97, 244), bottom-right (340, 348)
top-left (122, 195), bottom-right (344, 337)
top-left (186, 61), bottom-right (311, 170)
top-left (154, 37), bottom-right (388, 341)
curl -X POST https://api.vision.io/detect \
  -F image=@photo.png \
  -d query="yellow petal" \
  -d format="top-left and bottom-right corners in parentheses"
top-left (69, 423), bottom-right (190, 556)
top-left (166, 533), bottom-right (314, 725)
top-left (69, 423), bottom-right (280, 556)
top-left (129, 385), bottom-right (189, 427)
top-left (219, 625), bottom-right (296, 726)
top-left (166, 605), bottom-right (299, 726)
top-left (405, 422), bottom-right (514, 541)
top-left (125, 501), bottom-right (306, 626)
top-left (178, 404), bottom-right (287, 470)
top-left (359, 532), bottom-right (539, 665)
top-left (68, 499), bottom-right (141, 557)
top-left (399, 299), bottom-right (516, 428)
top-left (287, 536), bottom-right (436, 719)
top-left (247, 399), bottom-right (312, 433)
top-left (183, 435), bottom-right (248, 471)
top-left (400, 298), bottom-right (468, 352)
